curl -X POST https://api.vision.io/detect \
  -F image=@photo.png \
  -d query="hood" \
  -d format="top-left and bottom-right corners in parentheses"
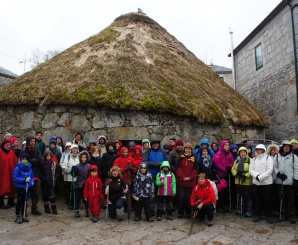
top-left (220, 140), bottom-right (230, 153)
top-left (150, 138), bottom-right (160, 145)
top-left (10, 137), bottom-right (19, 145)
top-left (237, 146), bottom-right (248, 156)
top-left (211, 141), bottom-right (218, 147)
top-left (98, 135), bottom-right (106, 144)
top-left (26, 136), bottom-right (35, 150)
top-left (138, 162), bottom-right (148, 171)
top-left (117, 140), bottom-right (123, 148)
top-left (119, 147), bottom-right (129, 156)
top-left (160, 161), bottom-right (171, 170)
top-left (79, 150), bottom-right (90, 162)
top-left (56, 136), bottom-right (63, 144)
top-left (230, 144), bottom-right (239, 150)
top-left (105, 141), bottom-right (116, 151)
top-left (89, 165), bottom-right (98, 177)
top-left (200, 138), bottom-right (210, 147)
top-left (279, 140), bottom-right (293, 155)
top-left (266, 144), bottom-right (280, 155)
top-left (134, 145), bottom-right (142, 154)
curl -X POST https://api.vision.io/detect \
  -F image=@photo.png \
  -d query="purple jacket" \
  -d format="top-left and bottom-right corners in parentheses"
top-left (213, 140), bottom-right (234, 179)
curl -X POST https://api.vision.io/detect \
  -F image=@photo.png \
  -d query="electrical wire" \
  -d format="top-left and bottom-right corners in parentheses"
top-left (0, 36), bottom-right (33, 51)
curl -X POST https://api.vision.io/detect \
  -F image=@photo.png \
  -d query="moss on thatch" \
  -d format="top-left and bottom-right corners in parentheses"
top-left (0, 12), bottom-right (269, 127)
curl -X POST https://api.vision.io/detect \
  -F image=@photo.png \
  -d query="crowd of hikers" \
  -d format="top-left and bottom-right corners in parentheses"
top-left (1, 131), bottom-right (298, 227)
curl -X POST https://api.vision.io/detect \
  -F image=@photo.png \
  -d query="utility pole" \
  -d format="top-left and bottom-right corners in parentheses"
top-left (229, 28), bottom-right (236, 90)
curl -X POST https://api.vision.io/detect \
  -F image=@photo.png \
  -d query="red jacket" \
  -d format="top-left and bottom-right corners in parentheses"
top-left (176, 154), bottom-right (198, 187)
top-left (0, 148), bottom-right (18, 197)
top-left (113, 147), bottom-right (134, 182)
top-left (132, 145), bottom-right (142, 175)
top-left (190, 179), bottom-right (215, 207)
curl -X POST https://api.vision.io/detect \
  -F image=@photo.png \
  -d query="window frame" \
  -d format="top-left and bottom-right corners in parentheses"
top-left (255, 43), bottom-right (263, 70)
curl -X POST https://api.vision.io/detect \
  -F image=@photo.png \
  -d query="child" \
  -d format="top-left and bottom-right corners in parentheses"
top-left (84, 165), bottom-right (103, 222)
top-left (13, 153), bottom-right (34, 224)
top-left (231, 146), bottom-right (253, 217)
top-left (71, 150), bottom-right (91, 218)
top-left (132, 162), bottom-right (155, 222)
top-left (39, 151), bottom-right (59, 214)
top-left (155, 161), bottom-right (176, 221)
top-left (113, 147), bottom-right (134, 184)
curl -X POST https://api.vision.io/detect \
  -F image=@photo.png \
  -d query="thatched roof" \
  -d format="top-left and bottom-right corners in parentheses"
top-left (0, 13), bottom-right (269, 127)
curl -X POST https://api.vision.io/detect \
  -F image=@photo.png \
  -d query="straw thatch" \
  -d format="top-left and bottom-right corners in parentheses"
top-left (0, 13), bottom-right (269, 127)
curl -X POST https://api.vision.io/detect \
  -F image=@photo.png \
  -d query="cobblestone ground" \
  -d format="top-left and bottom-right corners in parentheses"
top-left (1, 194), bottom-right (298, 245)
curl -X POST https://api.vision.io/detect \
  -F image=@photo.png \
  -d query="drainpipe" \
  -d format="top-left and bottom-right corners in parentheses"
top-left (287, 0), bottom-right (298, 113)
top-left (229, 28), bottom-right (236, 90)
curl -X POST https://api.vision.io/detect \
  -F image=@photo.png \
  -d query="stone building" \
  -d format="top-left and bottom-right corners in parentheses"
top-left (0, 66), bottom-right (18, 87)
top-left (232, 0), bottom-right (298, 141)
top-left (0, 12), bottom-right (269, 145)
top-left (209, 64), bottom-right (233, 88)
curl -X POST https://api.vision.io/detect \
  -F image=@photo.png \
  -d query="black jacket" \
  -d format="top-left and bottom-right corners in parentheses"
top-left (39, 161), bottom-right (59, 187)
top-left (102, 151), bottom-right (118, 180)
top-left (88, 156), bottom-right (103, 179)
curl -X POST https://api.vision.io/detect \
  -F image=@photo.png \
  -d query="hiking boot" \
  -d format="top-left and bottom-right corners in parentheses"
top-left (31, 209), bottom-right (42, 215)
top-left (178, 214), bottom-right (183, 219)
top-left (267, 216), bottom-right (273, 224)
top-left (92, 216), bottom-right (98, 222)
top-left (244, 212), bottom-right (252, 218)
top-left (44, 204), bottom-right (51, 214)
top-left (279, 216), bottom-right (286, 222)
top-left (85, 210), bottom-right (90, 217)
top-left (236, 210), bottom-right (242, 215)
top-left (207, 220), bottom-right (214, 226)
top-left (0, 204), bottom-right (9, 209)
top-left (167, 215), bottom-right (173, 220)
top-left (135, 217), bottom-right (140, 221)
top-left (118, 216), bottom-right (123, 222)
top-left (22, 216), bottom-right (29, 222)
top-left (157, 217), bottom-right (161, 221)
top-left (147, 217), bottom-right (154, 222)
top-left (14, 215), bottom-right (23, 224)
top-left (51, 204), bottom-right (58, 215)
top-left (253, 215), bottom-right (259, 222)
top-left (75, 211), bottom-right (80, 218)
top-left (289, 216), bottom-right (296, 224)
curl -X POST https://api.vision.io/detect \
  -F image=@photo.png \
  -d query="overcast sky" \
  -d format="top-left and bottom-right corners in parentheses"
top-left (1, 0), bottom-right (282, 76)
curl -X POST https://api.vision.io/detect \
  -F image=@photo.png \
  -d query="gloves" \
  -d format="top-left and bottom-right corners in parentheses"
top-left (105, 179), bottom-right (111, 185)
top-left (191, 206), bottom-right (198, 211)
top-left (277, 172), bottom-right (288, 181)
top-left (125, 165), bottom-right (133, 171)
top-left (24, 177), bottom-right (31, 183)
top-left (225, 166), bottom-right (232, 173)
top-left (30, 158), bottom-right (37, 164)
top-left (256, 175), bottom-right (260, 182)
top-left (240, 174), bottom-right (246, 182)
top-left (236, 173), bottom-right (242, 179)
top-left (127, 181), bottom-right (131, 186)
top-left (71, 166), bottom-right (76, 172)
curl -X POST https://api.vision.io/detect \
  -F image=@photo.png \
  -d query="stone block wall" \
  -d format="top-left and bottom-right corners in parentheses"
top-left (234, 4), bottom-right (298, 141)
top-left (0, 105), bottom-right (264, 146)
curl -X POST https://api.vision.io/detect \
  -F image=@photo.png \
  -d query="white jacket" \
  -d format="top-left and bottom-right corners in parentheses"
top-left (273, 153), bottom-right (298, 185)
top-left (61, 153), bottom-right (80, 181)
top-left (249, 153), bottom-right (273, 186)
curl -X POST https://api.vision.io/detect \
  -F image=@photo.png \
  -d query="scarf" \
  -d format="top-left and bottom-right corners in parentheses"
top-left (202, 155), bottom-right (210, 168)
top-left (237, 158), bottom-right (245, 173)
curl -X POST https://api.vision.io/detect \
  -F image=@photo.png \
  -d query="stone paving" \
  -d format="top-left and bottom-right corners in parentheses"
top-left (1, 196), bottom-right (298, 245)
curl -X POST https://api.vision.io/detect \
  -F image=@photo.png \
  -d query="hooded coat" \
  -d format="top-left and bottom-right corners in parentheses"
top-left (197, 148), bottom-right (217, 181)
top-left (39, 158), bottom-right (59, 187)
top-left (176, 153), bottom-right (198, 188)
top-left (13, 161), bottom-right (34, 189)
top-left (0, 142), bottom-right (18, 196)
top-left (113, 147), bottom-right (134, 182)
top-left (156, 161), bottom-right (176, 196)
top-left (74, 151), bottom-right (91, 188)
top-left (97, 135), bottom-right (107, 156)
top-left (231, 147), bottom-right (252, 185)
top-left (132, 145), bottom-right (143, 175)
top-left (101, 143), bottom-right (119, 180)
top-left (61, 149), bottom-right (80, 181)
top-left (194, 138), bottom-right (215, 160)
top-left (84, 165), bottom-right (104, 217)
top-left (213, 140), bottom-right (234, 179)
top-left (190, 179), bottom-right (216, 207)
top-left (132, 163), bottom-right (155, 198)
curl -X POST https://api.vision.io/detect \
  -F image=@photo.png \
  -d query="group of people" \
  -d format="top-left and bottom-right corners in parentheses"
top-left (1, 131), bottom-right (298, 227)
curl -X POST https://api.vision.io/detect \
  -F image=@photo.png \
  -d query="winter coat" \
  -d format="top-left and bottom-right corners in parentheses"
top-left (194, 138), bottom-right (215, 160)
top-left (143, 147), bottom-right (168, 178)
top-left (21, 136), bottom-right (43, 178)
top-left (249, 152), bottom-right (273, 186)
top-left (88, 155), bottom-right (103, 179)
top-left (213, 140), bottom-right (234, 179)
top-left (13, 162), bottom-right (34, 189)
top-left (61, 153), bottom-right (80, 181)
top-left (168, 149), bottom-right (182, 172)
top-left (74, 161), bottom-right (91, 188)
top-left (190, 179), bottom-right (216, 207)
top-left (132, 165), bottom-right (155, 198)
top-left (97, 135), bottom-right (106, 156)
top-left (197, 148), bottom-right (217, 180)
top-left (102, 151), bottom-right (119, 180)
top-left (0, 148), bottom-right (18, 196)
top-left (106, 176), bottom-right (128, 204)
top-left (176, 154), bottom-right (198, 188)
top-left (113, 147), bottom-right (134, 182)
top-left (35, 139), bottom-right (45, 155)
top-left (156, 161), bottom-right (176, 196)
top-left (39, 160), bottom-right (59, 187)
top-left (231, 147), bottom-right (252, 186)
top-left (132, 145), bottom-right (143, 175)
top-left (45, 146), bottom-right (62, 163)
top-left (273, 153), bottom-right (298, 185)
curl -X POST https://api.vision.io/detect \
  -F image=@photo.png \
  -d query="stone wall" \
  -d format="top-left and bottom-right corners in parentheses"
top-left (234, 4), bottom-right (298, 141)
top-left (219, 73), bottom-right (233, 88)
top-left (0, 105), bottom-right (264, 146)
top-left (0, 75), bottom-right (14, 87)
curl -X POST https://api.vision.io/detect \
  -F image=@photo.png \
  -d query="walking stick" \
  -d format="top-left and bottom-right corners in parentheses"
top-left (229, 173), bottom-right (232, 212)
top-left (189, 209), bottom-right (198, 236)
top-left (106, 184), bottom-right (109, 222)
top-left (240, 178), bottom-right (243, 216)
top-left (279, 182), bottom-right (284, 221)
top-left (23, 183), bottom-right (29, 219)
top-left (72, 171), bottom-right (76, 216)
top-left (127, 167), bottom-right (131, 224)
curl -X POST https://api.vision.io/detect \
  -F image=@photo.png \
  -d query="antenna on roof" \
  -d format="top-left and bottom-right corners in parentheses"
top-left (137, 8), bottom-right (146, 16)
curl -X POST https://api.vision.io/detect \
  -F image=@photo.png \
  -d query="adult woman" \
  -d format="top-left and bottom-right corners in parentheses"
top-left (176, 143), bottom-right (198, 218)
top-left (249, 144), bottom-right (273, 223)
top-left (105, 166), bottom-right (128, 221)
top-left (197, 147), bottom-right (217, 181)
top-left (0, 140), bottom-right (18, 208)
top-left (88, 146), bottom-right (102, 180)
top-left (190, 173), bottom-right (216, 226)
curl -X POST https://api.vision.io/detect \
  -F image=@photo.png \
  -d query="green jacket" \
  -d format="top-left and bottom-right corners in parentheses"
top-left (231, 147), bottom-right (252, 185)
top-left (156, 161), bottom-right (176, 196)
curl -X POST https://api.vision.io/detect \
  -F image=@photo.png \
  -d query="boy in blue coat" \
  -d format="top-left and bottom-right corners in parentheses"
top-left (13, 153), bottom-right (34, 224)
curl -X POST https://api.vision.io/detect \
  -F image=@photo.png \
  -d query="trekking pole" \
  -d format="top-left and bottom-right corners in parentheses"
top-left (279, 182), bottom-right (284, 221)
top-left (23, 182), bottom-right (29, 219)
top-left (236, 176), bottom-right (239, 216)
top-left (106, 184), bottom-right (109, 222)
top-left (240, 178), bottom-right (243, 217)
top-left (72, 171), bottom-right (76, 216)
top-left (229, 174), bottom-right (231, 212)
top-left (189, 209), bottom-right (198, 236)
top-left (127, 166), bottom-right (131, 224)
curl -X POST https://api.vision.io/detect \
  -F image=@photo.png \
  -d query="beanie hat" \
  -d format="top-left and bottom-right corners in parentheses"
top-left (184, 142), bottom-right (193, 149)
top-left (163, 144), bottom-right (171, 150)
top-left (11, 137), bottom-right (19, 145)
top-left (3, 132), bottom-right (12, 139)
top-left (175, 139), bottom-right (184, 147)
top-left (49, 136), bottom-right (56, 144)
top-left (22, 141), bottom-right (26, 146)
top-left (150, 138), bottom-right (160, 145)
top-left (21, 153), bottom-right (29, 160)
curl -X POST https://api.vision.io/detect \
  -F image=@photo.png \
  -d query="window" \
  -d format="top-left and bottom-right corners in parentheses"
top-left (255, 43), bottom-right (263, 70)
top-left (220, 76), bottom-right (224, 81)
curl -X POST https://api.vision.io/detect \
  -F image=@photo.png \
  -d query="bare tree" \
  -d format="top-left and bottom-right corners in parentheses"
top-left (30, 48), bottom-right (63, 69)
top-left (197, 46), bottom-right (217, 66)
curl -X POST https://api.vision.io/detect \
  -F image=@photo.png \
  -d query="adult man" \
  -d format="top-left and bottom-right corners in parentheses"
top-left (35, 132), bottom-right (45, 155)
top-left (169, 138), bottom-right (176, 151)
top-left (21, 136), bottom-right (43, 215)
top-left (72, 133), bottom-right (86, 151)
top-left (98, 135), bottom-right (107, 156)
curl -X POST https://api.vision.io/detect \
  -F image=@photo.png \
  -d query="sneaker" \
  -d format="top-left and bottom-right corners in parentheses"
top-left (75, 211), bottom-right (80, 218)
top-left (31, 210), bottom-right (42, 215)
top-left (157, 217), bottom-right (161, 221)
top-left (92, 216), bottom-right (98, 222)
top-left (167, 215), bottom-right (173, 220)
top-left (22, 217), bottom-right (29, 222)
top-left (244, 212), bottom-right (252, 218)
top-left (207, 220), bottom-right (214, 226)
top-left (135, 217), bottom-right (140, 221)
top-left (236, 210), bottom-right (242, 215)
top-left (14, 216), bottom-right (23, 224)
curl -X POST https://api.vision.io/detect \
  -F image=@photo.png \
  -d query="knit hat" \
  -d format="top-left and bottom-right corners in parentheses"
top-left (22, 141), bottom-right (26, 146)
top-left (184, 142), bottom-right (193, 149)
top-left (21, 153), bottom-right (29, 160)
top-left (175, 139), bottom-right (184, 146)
top-left (10, 137), bottom-right (19, 145)
top-left (150, 138), bottom-right (160, 145)
top-left (49, 136), bottom-right (56, 144)
top-left (3, 132), bottom-right (12, 139)
top-left (163, 144), bottom-right (171, 150)
top-left (128, 141), bottom-right (136, 147)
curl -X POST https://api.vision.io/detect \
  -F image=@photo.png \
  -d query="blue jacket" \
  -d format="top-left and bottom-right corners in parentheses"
top-left (13, 162), bottom-right (34, 189)
top-left (143, 148), bottom-right (168, 178)
top-left (194, 139), bottom-right (215, 160)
